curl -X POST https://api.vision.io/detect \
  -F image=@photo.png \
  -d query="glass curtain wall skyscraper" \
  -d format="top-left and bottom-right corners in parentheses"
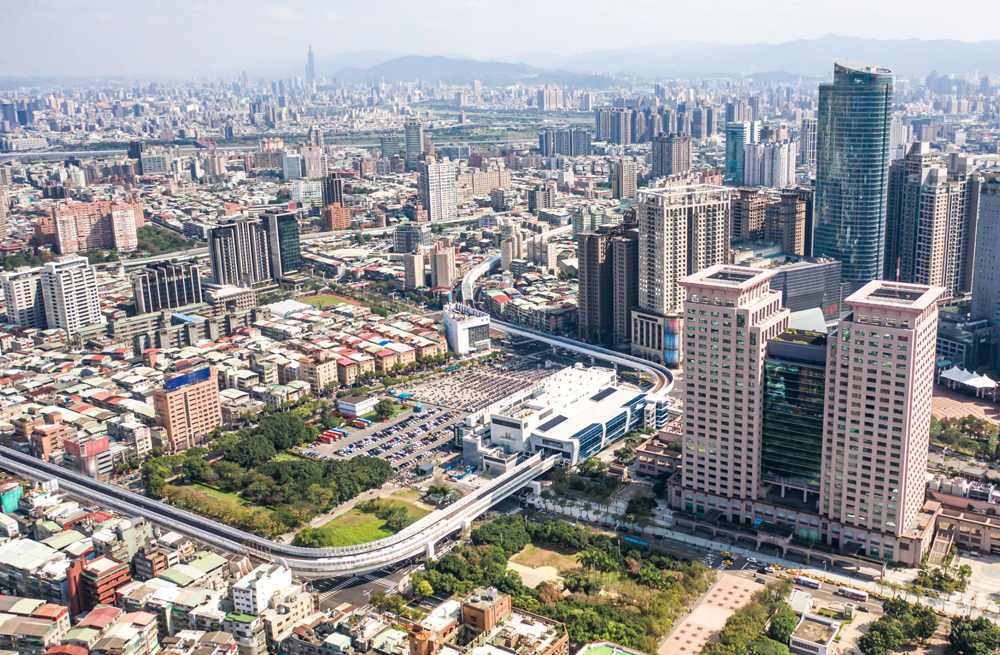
top-left (814, 59), bottom-right (893, 288)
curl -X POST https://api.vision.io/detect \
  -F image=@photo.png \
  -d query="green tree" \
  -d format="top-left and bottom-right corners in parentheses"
top-left (613, 444), bottom-right (636, 464)
top-left (374, 399), bottom-right (396, 421)
top-left (225, 433), bottom-right (276, 468)
top-left (768, 604), bottom-right (798, 644)
top-left (948, 617), bottom-right (1000, 655)
top-left (858, 617), bottom-right (905, 655)
top-left (415, 578), bottom-right (434, 597)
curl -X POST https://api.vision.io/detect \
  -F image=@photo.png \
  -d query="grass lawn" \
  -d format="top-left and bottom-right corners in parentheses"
top-left (181, 483), bottom-right (274, 514)
top-left (272, 452), bottom-right (298, 462)
top-left (363, 405), bottom-right (410, 422)
top-left (319, 498), bottom-right (432, 547)
top-left (510, 543), bottom-right (580, 570)
top-left (300, 295), bottom-right (350, 309)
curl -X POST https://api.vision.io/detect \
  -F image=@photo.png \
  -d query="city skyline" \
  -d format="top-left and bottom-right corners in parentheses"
top-left (5, 1), bottom-right (1000, 78)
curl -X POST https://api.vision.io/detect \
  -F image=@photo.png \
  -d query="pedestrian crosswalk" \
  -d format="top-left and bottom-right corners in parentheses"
top-left (504, 506), bottom-right (522, 516)
top-left (363, 573), bottom-right (397, 588)
top-left (318, 573), bottom-right (398, 602)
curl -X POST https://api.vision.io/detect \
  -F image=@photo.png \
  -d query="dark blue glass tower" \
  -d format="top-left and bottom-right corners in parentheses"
top-left (814, 59), bottom-right (893, 288)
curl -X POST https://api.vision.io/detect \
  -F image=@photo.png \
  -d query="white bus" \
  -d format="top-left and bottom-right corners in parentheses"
top-left (839, 586), bottom-right (869, 602)
top-left (794, 575), bottom-right (822, 589)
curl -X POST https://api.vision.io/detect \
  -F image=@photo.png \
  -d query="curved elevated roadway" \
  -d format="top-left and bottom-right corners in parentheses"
top-left (0, 445), bottom-right (557, 577)
top-left (461, 252), bottom-right (674, 395)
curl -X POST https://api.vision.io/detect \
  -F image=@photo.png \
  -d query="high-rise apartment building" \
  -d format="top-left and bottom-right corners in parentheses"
top-left (743, 140), bottom-right (797, 189)
top-left (0, 187), bottom-right (8, 240)
top-left (418, 159), bottom-right (458, 222)
top-left (403, 250), bottom-right (425, 289)
top-left (669, 265), bottom-right (943, 565)
top-left (53, 200), bottom-right (143, 254)
top-left (971, 174), bottom-right (1000, 327)
top-left (131, 262), bottom-right (203, 314)
top-left (265, 211), bottom-right (301, 280)
top-left (631, 186), bottom-right (731, 365)
top-left (731, 188), bottom-right (769, 241)
top-left (404, 119), bottom-right (424, 171)
top-left (611, 159), bottom-right (637, 200)
top-left (594, 107), bottom-right (636, 145)
top-left (528, 182), bottom-right (556, 214)
top-left (321, 203), bottom-right (351, 231)
top-left (2, 266), bottom-right (45, 329)
top-left (539, 128), bottom-right (592, 157)
top-left (799, 118), bottom-right (818, 167)
top-left (41, 256), bottom-right (101, 336)
top-left (612, 230), bottom-right (639, 349)
top-left (651, 132), bottom-right (692, 178)
top-left (577, 225), bottom-right (620, 345)
top-left (393, 224), bottom-right (432, 254)
top-left (321, 173), bottom-right (344, 208)
top-left (153, 367), bottom-right (222, 452)
top-left (536, 88), bottom-right (564, 111)
top-left (430, 243), bottom-right (456, 290)
top-left (208, 216), bottom-right (271, 286)
top-left (763, 192), bottom-right (808, 256)
top-left (814, 59), bottom-right (894, 287)
top-left (884, 143), bottom-right (978, 298)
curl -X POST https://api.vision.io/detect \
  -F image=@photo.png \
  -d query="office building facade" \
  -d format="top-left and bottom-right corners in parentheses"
top-left (321, 174), bottom-right (344, 208)
top-left (669, 265), bottom-right (944, 564)
top-left (208, 216), bottom-right (271, 286)
top-left (265, 212), bottom-right (301, 280)
top-left (814, 59), bottom-right (894, 287)
top-left (724, 122), bottom-right (760, 186)
top-left (131, 262), bottom-right (203, 314)
top-left (153, 367), bottom-right (222, 452)
top-left (393, 224), bottom-right (432, 254)
top-left (404, 120), bottom-right (424, 170)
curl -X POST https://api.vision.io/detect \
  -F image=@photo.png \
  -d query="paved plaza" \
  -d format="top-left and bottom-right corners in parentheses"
top-left (658, 573), bottom-right (759, 655)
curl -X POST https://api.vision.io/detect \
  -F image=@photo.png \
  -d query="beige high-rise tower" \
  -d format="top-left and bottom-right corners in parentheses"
top-left (669, 265), bottom-right (943, 565)
top-left (678, 265), bottom-right (789, 499)
top-left (821, 281), bottom-right (944, 544)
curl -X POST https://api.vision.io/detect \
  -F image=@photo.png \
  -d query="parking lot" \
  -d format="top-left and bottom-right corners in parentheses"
top-left (402, 359), bottom-right (553, 412)
top-left (301, 404), bottom-right (466, 473)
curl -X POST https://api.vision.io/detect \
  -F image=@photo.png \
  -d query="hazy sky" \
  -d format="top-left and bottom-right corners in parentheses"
top-left (5, 0), bottom-right (1000, 78)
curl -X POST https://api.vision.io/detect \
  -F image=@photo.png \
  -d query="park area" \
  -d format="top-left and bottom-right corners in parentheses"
top-left (300, 490), bottom-right (433, 548)
top-left (299, 294), bottom-right (360, 308)
top-left (507, 543), bottom-right (580, 588)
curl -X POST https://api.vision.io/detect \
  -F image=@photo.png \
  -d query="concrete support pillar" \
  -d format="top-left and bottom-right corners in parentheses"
top-left (803, 488), bottom-right (808, 502)
top-left (780, 484), bottom-right (786, 498)
top-left (461, 518), bottom-right (472, 535)
top-left (425, 541), bottom-right (436, 561)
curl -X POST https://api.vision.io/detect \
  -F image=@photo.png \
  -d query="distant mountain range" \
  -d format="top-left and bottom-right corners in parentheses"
top-left (331, 55), bottom-right (620, 88)
top-left (323, 35), bottom-right (1000, 86)
top-left (3, 36), bottom-right (999, 87)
